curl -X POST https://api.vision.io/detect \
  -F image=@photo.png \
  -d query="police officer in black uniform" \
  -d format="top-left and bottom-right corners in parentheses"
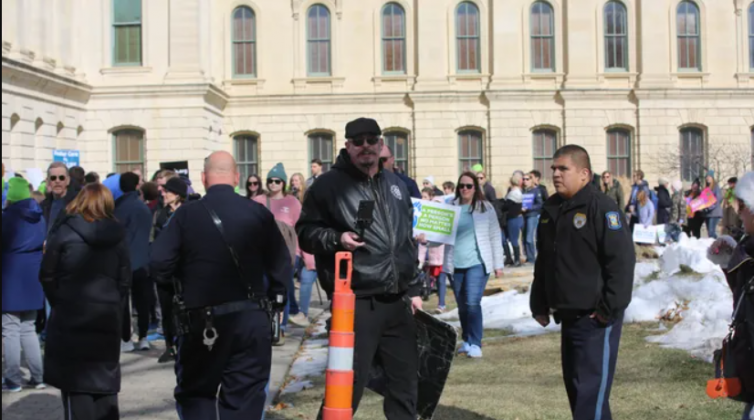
top-left (530, 145), bottom-right (635, 420)
top-left (151, 151), bottom-right (291, 420)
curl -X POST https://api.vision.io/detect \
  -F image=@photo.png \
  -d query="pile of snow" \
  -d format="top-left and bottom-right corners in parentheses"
top-left (438, 289), bottom-right (560, 337)
top-left (440, 236), bottom-right (734, 361)
top-left (281, 318), bottom-right (329, 396)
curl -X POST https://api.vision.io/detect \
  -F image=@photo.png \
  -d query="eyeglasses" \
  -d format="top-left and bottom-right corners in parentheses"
top-left (267, 179), bottom-right (284, 185)
top-left (523, 178), bottom-right (531, 181)
top-left (49, 175), bottom-right (67, 182)
top-left (349, 136), bottom-right (380, 147)
top-left (458, 183), bottom-right (475, 190)
top-left (249, 182), bottom-right (260, 187)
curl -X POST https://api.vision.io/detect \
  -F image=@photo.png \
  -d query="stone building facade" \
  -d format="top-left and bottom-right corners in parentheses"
top-left (2, 0), bottom-right (753, 192)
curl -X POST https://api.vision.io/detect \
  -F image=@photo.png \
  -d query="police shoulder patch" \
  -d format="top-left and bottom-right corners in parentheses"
top-left (606, 211), bottom-right (622, 231)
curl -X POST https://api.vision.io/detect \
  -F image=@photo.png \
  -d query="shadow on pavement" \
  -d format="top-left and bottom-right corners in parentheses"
top-left (3, 392), bottom-right (63, 420)
top-left (433, 405), bottom-right (499, 420)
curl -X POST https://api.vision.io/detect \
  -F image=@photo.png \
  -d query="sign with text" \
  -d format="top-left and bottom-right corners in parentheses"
top-left (160, 161), bottom-right (190, 179)
top-left (522, 193), bottom-right (535, 210)
top-left (52, 150), bottom-right (80, 168)
top-left (633, 224), bottom-right (668, 244)
top-left (411, 199), bottom-right (461, 246)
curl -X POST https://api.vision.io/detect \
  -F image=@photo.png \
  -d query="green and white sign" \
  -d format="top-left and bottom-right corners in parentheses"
top-left (411, 199), bottom-right (461, 246)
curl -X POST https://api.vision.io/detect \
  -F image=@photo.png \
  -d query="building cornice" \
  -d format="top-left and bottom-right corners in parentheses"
top-left (2, 56), bottom-right (92, 107)
top-left (227, 92), bottom-right (409, 107)
top-left (90, 83), bottom-right (229, 113)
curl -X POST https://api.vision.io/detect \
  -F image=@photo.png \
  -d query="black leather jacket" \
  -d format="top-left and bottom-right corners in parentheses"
top-left (297, 149), bottom-right (420, 299)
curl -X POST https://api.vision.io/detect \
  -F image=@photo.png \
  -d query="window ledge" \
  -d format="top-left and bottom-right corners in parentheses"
top-left (599, 71), bottom-right (638, 79)
top-left (671, 71), bottom-right (710, 82)
top-left (448, 73), bottom-right (491, 85)
top-left (292, 77), bottom-right (345, 90)
top-left (100, 66), bottom-right (152, 75)
top-left (735, 72), bottom-right (754, 82)
top-left (523, 72), bottom-right (565, 86)
top-left (223, 78), bottom-right (266, 88)
top-left (373, 75), bottom-right (416, 89)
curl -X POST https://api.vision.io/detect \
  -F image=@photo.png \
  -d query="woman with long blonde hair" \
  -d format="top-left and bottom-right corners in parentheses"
top-left (289, 173), bottom-right (307, 203)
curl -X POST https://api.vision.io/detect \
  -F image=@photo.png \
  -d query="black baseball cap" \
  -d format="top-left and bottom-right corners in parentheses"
top-left (345, 118), bottom-right (381, 139)
top-left (164, 177), bottom-right (188, 199)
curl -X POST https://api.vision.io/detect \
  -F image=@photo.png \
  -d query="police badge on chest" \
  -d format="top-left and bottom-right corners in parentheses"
top-left (573, 213), bottom-right (587, 230)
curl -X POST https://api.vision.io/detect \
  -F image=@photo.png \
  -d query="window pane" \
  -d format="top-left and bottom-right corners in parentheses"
top-left (542, 39), bottom-right (552, 69)
top-left (615, 37), bottom-right (625, 68)
top-left (114, 130), bottom-right (144, 173)
top-left (605, 5), bottom-right (615, 35)
top-left (114, 0), bottom-right (141, 24)
top-left (688, 38), bottom-right (698, 69)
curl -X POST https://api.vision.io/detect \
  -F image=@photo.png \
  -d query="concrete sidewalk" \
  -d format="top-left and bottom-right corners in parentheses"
top-left (2, 307), bottom-right (325, 420)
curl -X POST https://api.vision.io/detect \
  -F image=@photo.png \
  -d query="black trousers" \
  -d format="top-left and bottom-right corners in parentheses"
top-left (175, 310), bottom-right (271, 420)
top-left (121, 268), bottom-right (154, 341)
top-left (61, 392), bottom-right (119, 420)
top-left (560, 312), bottom-right (624, 420)
top-left (158, 285), bottom-right (176, 347)
top-left (319, 295), bottom-right (418, 420)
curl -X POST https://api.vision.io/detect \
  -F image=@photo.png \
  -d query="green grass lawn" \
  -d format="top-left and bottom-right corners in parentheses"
top-left (268, 315), bottom-right (742, 420)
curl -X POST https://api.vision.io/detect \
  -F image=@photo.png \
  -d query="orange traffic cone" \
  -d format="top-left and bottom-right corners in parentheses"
top-left (323, 252), bottom-right (356, 420)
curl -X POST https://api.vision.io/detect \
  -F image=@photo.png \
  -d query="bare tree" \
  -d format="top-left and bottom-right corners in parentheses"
top-left (651, 140), bottom-right (752, 183)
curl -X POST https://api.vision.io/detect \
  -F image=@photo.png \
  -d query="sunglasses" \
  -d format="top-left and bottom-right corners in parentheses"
top-left (49, 175), bottom-right (67, 182)
top-left (458, 183), bottom-right (475, 190)
top-left (267, 179), bottom-right (284, 185)
top-left (349, 136), bottom-right (380, 147)
top-left (249, 182), bottom-right (260, 186)
top-left (523, 178), bottom-right (531, 181)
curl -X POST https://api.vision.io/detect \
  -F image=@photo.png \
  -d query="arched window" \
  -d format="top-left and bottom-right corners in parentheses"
top-left (113, 129), bottom-right (145, 173)
top-left (309, 133), bottom-right (334, 172)
top-left (307, 5), bottom-right (331, 76)
top-left (382, 3), bottom-right (406, 74)
top-left (234, 134), bottom-right (259, 182)
top-left (679, 127), bottom-right (705, 182)
top-left (458, 130), bottom-right (483, 173)
top-left (232, 7), bottom-right (256, 77)
top-left (749, 3), bottom-right (754, 70)
top-left (677, 1), bottom-right (701, 71)
top-left (383, 131), bottom-right (410, 174)
top-left (532, 129), bottom-right (557, 179)
top-left (604, 1), bottom-right (628, 71)
top-left (112, 0), bottom-right (142, 66)
top-left (531, 1), bottom-right (555, 71)
top-left (456, 2), bottom-right (481, 72)
top-left (607, 129), bottom-right (632, 177)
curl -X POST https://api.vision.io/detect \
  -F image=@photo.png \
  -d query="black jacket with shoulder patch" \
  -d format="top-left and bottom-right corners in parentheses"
top-left (530, 184), bottom-right (635, 320)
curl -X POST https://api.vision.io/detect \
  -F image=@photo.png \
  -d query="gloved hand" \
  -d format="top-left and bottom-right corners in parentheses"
top-left (707, 235), bottom-right (737, 269)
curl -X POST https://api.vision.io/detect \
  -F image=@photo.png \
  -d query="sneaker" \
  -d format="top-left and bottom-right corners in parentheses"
top-left (273, 331), bottom-right (286, 347)
top-left (138, 338), bottom-right (151, 351)
top-left (467, 345), bottom-right (483, 359)
top-left (26, 380), bottom-right (47, 390)
top-left (121, 340), bottom-right (135, 353)
top-left (457, 342), bottom-right (471, 355)
top-left (289, 313), bottom-right (311, 328)
top-left (434, 306), bottom-right (447, 315)
top-left (158, 348), bottom-right (176, 364)
top-left (2, 382), bottom-right (22, 393)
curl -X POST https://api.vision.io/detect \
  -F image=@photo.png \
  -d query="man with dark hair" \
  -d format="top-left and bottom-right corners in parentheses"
top-left (379, 144), bottom-right (421, 198)
top-left (68, 166), bottom-right (86, 189)
top-left (115, 172), bottom-right (154, 353)
top-left (84, 172), bottom-right (100, 185)
top-left (531, 144), bottom-right (635, 420)
top-left (306, 159), bottom-right (324, 188)
top-left (298, 117), bottom-right (421, 420)
top-left (529, 170), bottom-right (549, 201)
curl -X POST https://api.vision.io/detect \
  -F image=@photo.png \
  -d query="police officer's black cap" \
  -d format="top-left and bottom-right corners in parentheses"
top-left (345, 118), bottom-right (381, 139)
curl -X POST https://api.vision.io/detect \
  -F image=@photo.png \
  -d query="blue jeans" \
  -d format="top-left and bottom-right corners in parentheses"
top-left (451, 265), bottom-right (489, 348)
top-left (281, 265), bottom-right (299, 330)
top-left (437, 272), bottom-right (448, 308)
top-left (743, 403), bottom-right (753, 420)
top-left (524, 215), bottom-right (539, 263)
top-left (299, 268), bottom-right (317, 317)
top-left (706, 217), bottom-right (721, 239)
top-left (506, 216), bottom-right (524, 263)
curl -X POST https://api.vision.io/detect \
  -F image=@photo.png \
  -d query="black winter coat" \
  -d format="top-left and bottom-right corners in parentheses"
top-left (656, 185), bottom-right (672, 225)
top-left (41, 187), bottom-right (80, 232)
top-left (40, 215), bottom-right (131, 394)
top-left (724, 235), bottom-right (754, 402)
top-left (297, 149), bottom-right (420, 299)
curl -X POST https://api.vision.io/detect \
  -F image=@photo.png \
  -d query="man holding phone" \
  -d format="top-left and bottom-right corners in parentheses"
top-left (297, 117), bottom-right (422, 420)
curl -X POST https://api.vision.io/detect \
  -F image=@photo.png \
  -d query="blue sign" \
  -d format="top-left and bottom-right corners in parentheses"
top-left (522, 193), bottom-right (535, 210)
top-left (52, 150), bottom-right (80, 168)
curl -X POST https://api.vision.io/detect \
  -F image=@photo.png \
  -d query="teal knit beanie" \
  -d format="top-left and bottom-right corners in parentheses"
top-left (267, 163), bottom-right (288, 184)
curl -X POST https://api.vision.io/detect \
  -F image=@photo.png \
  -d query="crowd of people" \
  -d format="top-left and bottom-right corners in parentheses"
top-left (1, 121), bottom-right (752, 420)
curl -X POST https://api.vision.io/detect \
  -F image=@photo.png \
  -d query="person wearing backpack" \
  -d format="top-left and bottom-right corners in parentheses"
top-left (708, 171), bottom-right (754, 419)
top-left (254, 163), bottom-right (310, 338)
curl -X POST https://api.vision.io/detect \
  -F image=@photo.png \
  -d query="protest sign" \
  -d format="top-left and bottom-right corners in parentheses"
top-left (522, 193), bottom-right (535, 210)
top-left (633, 224), bottom-right (658, 244)
top-left (160, 161), bottom-right (190, 179)
top-left (52, 150), bottom-right (80, 168)
top-left (688, 188), bottom-right (717, 214)
top-left (411, 199), bottom-right (461, 246)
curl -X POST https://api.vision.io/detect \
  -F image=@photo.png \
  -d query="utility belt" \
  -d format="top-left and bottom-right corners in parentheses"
top-left (172, 294), bottom-right (272, 351)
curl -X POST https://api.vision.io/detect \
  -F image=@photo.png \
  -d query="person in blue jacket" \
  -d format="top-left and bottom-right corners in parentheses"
top-left (2, 178), bottom-right (47, 392)
top-left (522, 172), bottom-right (544, 265)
